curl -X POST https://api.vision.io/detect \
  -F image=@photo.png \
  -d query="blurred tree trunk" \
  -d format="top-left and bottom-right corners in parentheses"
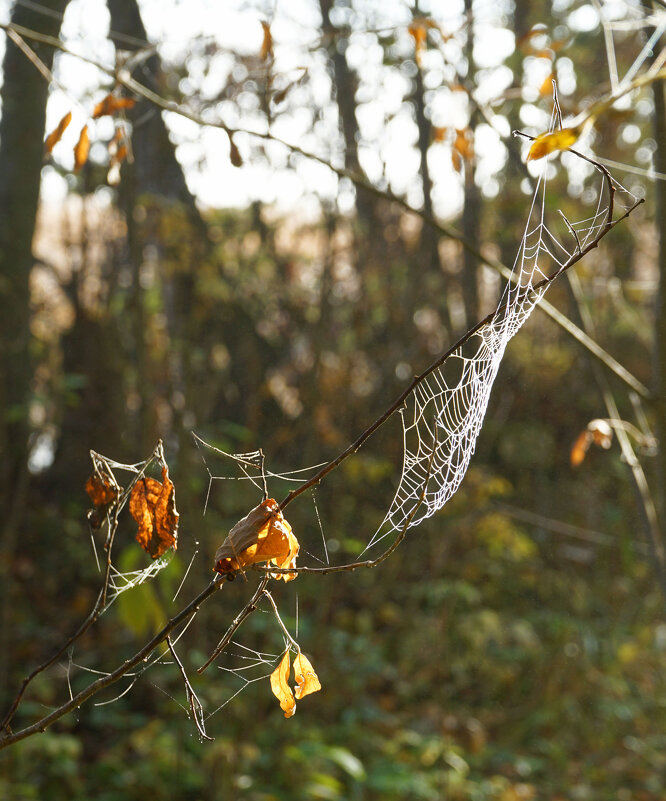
top-left (652, 37), bottom-right (666, 524)
top-left (108, 0), bottom-right (206, 481)
top-left (461, 0), bottom-right (480, 328)
top-left (318, 0), bottom-right (374, 228)
top-left (0, 0), bottom-right (69, 710)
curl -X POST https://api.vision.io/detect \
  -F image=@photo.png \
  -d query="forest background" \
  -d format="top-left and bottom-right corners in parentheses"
top-left (1, 0), bottom-right (666, 798)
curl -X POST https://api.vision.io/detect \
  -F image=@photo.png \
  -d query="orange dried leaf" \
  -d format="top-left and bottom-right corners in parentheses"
top-left (214, 499), bottom-right (299, 579)
top-left (93, 94), bottom-right (136, 119)
top-left (539, 73), bottom-right (554, 96)
top-left (570, 430), bottom-right (591, 467)
top-left (45, 111), bottom-right (72, 154)
top-left (129, 466), bottom-right (179, 558)
top-left (408, 20), bottom-right (428, 66)
top-left (260, 20), bottom-right (273, 61)
top-left (453, 128), bottom-right (474, 161)
top-left (527, 126), bottom-right (579, 161)
top-left (293, 652), bottom-right (321, 700)
top-left (74, 125), bottom-right (90, 172)
top-left (451, 148), bottom-right (462, 173)
top-left (433, 126), bottom-right (447, 143)
top-left (86, 473), bottom-right (118, 507)
top-left (270, 651), bottom-right (296, 718)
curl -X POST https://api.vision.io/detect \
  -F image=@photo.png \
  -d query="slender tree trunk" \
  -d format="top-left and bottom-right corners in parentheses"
top-left (461, 0), bottom-right (480, 328)
top-left (651, 33), bottom-right (666, 523)
top-left (0, 0), bottom-right (69, 710)
top-left (318, 0), bottom-right (374, 228)
top-left (106, 0), bottom-right (206, 479)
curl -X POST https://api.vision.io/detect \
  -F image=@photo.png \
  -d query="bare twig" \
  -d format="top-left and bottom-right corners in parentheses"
top-left (0, 574), bottom-right (228, 750)
top-left (167, 637), bottom-right (213, 741)
top-left (197, 574), bottom-right (270, 674)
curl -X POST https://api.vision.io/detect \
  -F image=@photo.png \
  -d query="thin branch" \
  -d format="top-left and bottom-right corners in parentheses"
top-left (278, 181), bottom-right (643, 513)
top-left (263, 434), bottom-right (436, 576)
top-left (197, 574), bottom-right (270, 674)
top-left (0, 574), bottom-right (228, 750)
top-left (167, 637), bottom-right (213, 741)
top-left (262, 591), bottom-right (301, 651)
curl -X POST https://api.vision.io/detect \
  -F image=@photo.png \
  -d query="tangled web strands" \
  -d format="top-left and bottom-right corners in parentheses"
top-left (373, 157), bottom-right (630, 547)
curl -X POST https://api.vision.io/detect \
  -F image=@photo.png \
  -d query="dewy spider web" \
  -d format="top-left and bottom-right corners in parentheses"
top-left (367, 146), bottom-right (638, 550)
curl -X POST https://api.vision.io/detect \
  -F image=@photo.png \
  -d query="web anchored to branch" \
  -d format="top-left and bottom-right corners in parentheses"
top-left (257, 141), bottom-right (643, 559)
top-left (370, 155), bottom-right (640, 549)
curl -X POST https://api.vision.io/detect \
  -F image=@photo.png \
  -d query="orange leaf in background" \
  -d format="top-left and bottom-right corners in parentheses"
top-left (433, 126), bottom-right (447, 143)
top-left (408, 19), bottom-right (430, 66)
top-left (293, 652), bottom-right (321, 700)
top-left (270, 651), bottom-right (296, 718)
top-left (570, 430), bottom-right (591, 467)
top-left (527, 126), bottom-right (579, 161)
top-left (451, 148), bottom-right (462, 173)
top-left (129, 466), bottom-right (179, 558)
top-left (214, 499), bottom-right (299, 580)
top-left (73, 125), bottom-right (90, 172)
top-left (259, 20), bottom-right (273, 61)
top-left (453, 128), bottom-right (474, 162)
top-left (539, 73), bottom-right (554, 96)
top-left (570, 419), bottom-right (614, 467)
top-left (44, 111), bottom-right (72, 154)
top-left (93, 93), bottom-right (136, 119)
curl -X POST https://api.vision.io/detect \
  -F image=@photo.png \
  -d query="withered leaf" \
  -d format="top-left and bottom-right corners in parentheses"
top-left (539, 73), bottom-right (554, 96)
top-left (527, 126), bottom-right (580, 161)
top-left (93, 93), bottom-right (136, 119)
top-left (453, 128), bottom-right (474, 162)
top-left (293, 652), bottom-right (321, 700)
top-left (570, 430), bottom-right (591, 467)
top-left (129, 466), bottom-right (179, 558)
top-left (74, 125), bottom-right (90, 172)
top-left (229, 135), bottom-right (243, 167)
top-left (86, 473), bottom-right (118, 507)
top-left (259, 20), bottom-right (273, 61)
top-left (570, 419), bottom-right (613, 467)
top-left (45, 111), bottom-right (72, 155)
top-left (270, 651), bottom-right (296, 718)
top-left (214, 499), bottom-right (299, 580)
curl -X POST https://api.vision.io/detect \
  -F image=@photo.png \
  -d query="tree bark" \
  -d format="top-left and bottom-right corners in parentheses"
top-left (0, 0), bottom-right (69, 710)
top-left (651, 30), bottom-right (666, 523)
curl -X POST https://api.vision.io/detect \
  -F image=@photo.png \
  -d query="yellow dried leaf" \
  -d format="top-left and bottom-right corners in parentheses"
top-left (74, 125), bottom-right (90, 172)
top-left (527, 126), bottom-right (580, 161)
top-left (539, 73), bottom-right (554, 96)
top-left (270, 651), bottom-right (296, 718)
top-left (44, 111), bottom-right (72, 154)
top-left (293, 652), bottom-right (321, 700)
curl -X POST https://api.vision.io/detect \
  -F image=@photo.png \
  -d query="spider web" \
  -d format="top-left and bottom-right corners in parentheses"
top-left (366, 148), bottom-right (637, 550)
